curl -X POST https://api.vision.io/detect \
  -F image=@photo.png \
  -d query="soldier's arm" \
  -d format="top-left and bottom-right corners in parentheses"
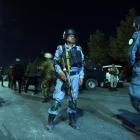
top-left (128, 32), bottom-right (139, 67)
top-left (78, 46), bottom-right (84, 79)
top-left (53, 45), bottom-right (63, 75)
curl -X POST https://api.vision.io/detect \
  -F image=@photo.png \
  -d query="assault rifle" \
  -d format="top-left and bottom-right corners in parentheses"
top-left (59, 57), bottom-right (76, 109)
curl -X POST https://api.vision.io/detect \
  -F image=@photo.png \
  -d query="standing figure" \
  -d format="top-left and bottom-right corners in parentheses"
top-left (40, 53), bottom-right (55, 103)
top-left (12, 59), bottom-right (24, 94)
top-left (8, 66), bottom-right (13, 89)
top-left (25, 58), bottom-right (39, 95)
top-left (109, 64), bottom-right (119, 91)
top-left (128, 16), bottom-right (140, 113)
top-left (47, 29), bottom-right (84, 131)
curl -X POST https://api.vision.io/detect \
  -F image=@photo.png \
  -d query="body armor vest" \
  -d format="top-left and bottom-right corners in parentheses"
top-left (61, 45), bottom-right (82, 68)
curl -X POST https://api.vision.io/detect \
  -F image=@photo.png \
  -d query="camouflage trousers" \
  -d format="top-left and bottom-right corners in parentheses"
top-left (42, 77), bottom-right (53, 98)
top-left (110, 75), bottom-right (117, 88)
top-left (8, 78), bottom-right (13, 89)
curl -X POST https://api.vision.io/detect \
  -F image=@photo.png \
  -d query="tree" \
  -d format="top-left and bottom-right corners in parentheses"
top-left (87, 29), bottom-right (109, 64)
top-left (109, 8), bottom-right (137, 64)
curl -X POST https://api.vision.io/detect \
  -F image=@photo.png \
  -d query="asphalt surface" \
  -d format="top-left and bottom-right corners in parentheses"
top-left (0, 81), bottom-right (140, 140)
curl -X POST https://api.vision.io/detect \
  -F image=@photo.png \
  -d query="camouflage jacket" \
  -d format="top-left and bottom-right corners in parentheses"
top-left (110, 67), bottom-right (119, 76)
top-left (40, 59), bottom-right (55, 77)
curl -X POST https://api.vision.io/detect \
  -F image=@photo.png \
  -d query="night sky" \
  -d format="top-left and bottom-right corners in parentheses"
top-left (0, 0), bottom-right (140, 72)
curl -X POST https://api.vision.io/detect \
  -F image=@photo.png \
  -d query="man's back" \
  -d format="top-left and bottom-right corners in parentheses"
top-left (12, 63), bottom-right (24, 77)
top-left (26, 63), bottom-right (37, 77)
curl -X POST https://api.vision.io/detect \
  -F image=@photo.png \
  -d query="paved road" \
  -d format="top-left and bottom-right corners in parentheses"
top-left (0, 82), bottom-right (140, 140)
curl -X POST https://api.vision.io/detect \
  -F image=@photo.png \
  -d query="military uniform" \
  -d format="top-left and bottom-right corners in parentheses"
top-left (47, 29), bottom-right (84, 132)
top-left (128, 16), bottom-right (140, 113)
top-left (40, 54), bottom-right (55, 102)
top-left (0, 67), bottom-right (4, 87)
top-left (110, 67), bottom-right (119, 90)
top-left (8, 66), bottom-right (13, 89)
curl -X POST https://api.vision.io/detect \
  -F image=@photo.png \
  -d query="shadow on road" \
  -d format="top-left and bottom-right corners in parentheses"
top-left (54, 107), bottom-right (84, 125)
top-left (114, 109), bottom-right (140, 136)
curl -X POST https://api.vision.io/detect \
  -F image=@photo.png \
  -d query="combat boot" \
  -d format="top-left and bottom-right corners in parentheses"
top-left (47, 113), bottom-right (56, 132)
top-left (69, 113), bottom-right (80, 130)
top-left (114, 88), bottom-right (118, 91)
top-left (42, 97), bottom-right (50, 103)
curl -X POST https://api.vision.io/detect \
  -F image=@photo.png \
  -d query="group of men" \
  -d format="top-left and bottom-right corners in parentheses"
top-left (0, 15), bottom-right (140, 132)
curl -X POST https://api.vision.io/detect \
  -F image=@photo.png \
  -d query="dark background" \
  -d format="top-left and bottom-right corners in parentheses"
top-left (0, 0), bottom-right (140, 72)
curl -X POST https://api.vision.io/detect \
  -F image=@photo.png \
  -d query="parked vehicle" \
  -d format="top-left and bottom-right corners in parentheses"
top-left (82, 59), bottom-right (106, 90)
top-left (101, 65), bottom-right (124, 87)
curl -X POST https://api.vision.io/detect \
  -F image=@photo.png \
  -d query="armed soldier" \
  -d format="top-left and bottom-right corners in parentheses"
top-left (109, 64), bottom-right (119, 91)
top-left (0, 67), bottom-right (4, 87)
top-left (128, 16), bottom-right (140, 113)
top-left (47, 29), bottom-right (84, 131)
top-left (40, 53), bottom-right (55, 103)
top-left (8, 66), bottom-right (13, 89)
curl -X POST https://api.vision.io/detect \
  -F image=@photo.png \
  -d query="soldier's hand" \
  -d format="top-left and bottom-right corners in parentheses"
top-left (60, 71), bottom-right (66, 81)
top-left (79, 78), bottom-right (83, 86)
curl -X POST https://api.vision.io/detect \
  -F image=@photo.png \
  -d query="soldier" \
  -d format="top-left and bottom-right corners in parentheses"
top-left (109, 64), bottom-right (119, 91)
top-left (128, 16), bottom-right (140, 113)
top-left (12, 58), bottom-right (24, 94)
top-left (47, 29), bottom-right (84, 131)
top-left (0, 67), bottom-right (4, 87)
top-left (25, 58), bottom-right (39, 95)
top-left (7, 66), bottom-right (13, 89)
top-left (40, 53), bottom-right (55, 103)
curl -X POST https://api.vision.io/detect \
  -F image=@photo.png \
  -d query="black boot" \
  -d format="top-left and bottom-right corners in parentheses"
top-left (114, 88), bottom-right (118, 91)
top-left (109, 87), bottom-right (114, 91)
top-left (69, 113), bottom-right (80, 130)
top-left (47, 114), bottom-right (56, 132)
top-left (42, 97), bottom-right (50, 103)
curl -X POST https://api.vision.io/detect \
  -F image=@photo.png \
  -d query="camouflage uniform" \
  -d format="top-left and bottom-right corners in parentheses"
top-left (40, 59), bottom-right (55, 100)
top-left (8, 67), bottom-right (13, 89)
top-left (0, 68), bottom-right (4, 87)
top-left (110, 67), bottom-right (119, 88)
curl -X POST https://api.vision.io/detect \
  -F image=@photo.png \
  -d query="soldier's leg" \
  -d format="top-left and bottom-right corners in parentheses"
top-left (67, 74), bottom-right (80, 130)
top-left (129, 71), bottom-right (140, 113)
top-left (18, 77), bottom-right (22, 93)
top-left (25, 77), bottom-right (30, 92)
top-left (13, 77), bottom-right (17, 90)
top-left (47, 78), bottom-right (65, 131)
top-left (110, 75), bottom-right (114, 91)
top-left (114, 76), bottom-right (118, 91)
top-left (8, 79), bottom-right (11, 88)
top-left (10, 78), bottom-right (13, 89)
top-left (42, 79), bottom-right (50, 102)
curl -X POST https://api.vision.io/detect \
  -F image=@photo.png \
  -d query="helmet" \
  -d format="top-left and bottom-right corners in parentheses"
top-left (10, 66), bottom-right (13, 68)
top-left (44, 53), bottom-right (52, 59)
top-left (133, 16), bottom-right (140, 30)
top-left (16, 58), bottom-right (21, 62)
top-left (63, 29), bottom-right (76, 39)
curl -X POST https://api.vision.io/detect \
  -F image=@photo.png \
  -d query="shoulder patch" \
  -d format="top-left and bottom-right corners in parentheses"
top-left (129, 39), bottom-right (133, 45)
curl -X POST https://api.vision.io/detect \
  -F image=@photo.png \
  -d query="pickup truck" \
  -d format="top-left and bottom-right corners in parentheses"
top-left (82, 59), bottom-right (106, 90)
top-left (83, 69), bottom-right (106, 90)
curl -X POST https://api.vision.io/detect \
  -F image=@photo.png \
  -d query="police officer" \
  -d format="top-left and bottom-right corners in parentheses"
top-left (47, 29), bottom-right (84, 131)
top-left (8, 66), bottom-right (13, 89)
top-left (128, 16), bottom-right (140, 113)
top-left (40, 53), bottom-right (55, 103)
top-left (0, 67), bottom-right (4, 87)
top-left (109, 64), bottom-right (119, 91)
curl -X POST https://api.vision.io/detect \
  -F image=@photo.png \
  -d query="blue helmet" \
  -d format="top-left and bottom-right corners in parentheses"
top-left (133, 16), bottom-right (140, 30)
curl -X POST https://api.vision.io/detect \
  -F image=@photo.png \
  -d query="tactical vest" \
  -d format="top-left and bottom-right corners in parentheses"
top-left (61, 45), bottom-right (82, 68)
top-left (136, 45), bottom-right (140, 60)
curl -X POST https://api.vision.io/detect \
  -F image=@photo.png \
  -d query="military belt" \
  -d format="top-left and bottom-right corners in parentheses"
top-left (70, 71), bottom-right (79, 76)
